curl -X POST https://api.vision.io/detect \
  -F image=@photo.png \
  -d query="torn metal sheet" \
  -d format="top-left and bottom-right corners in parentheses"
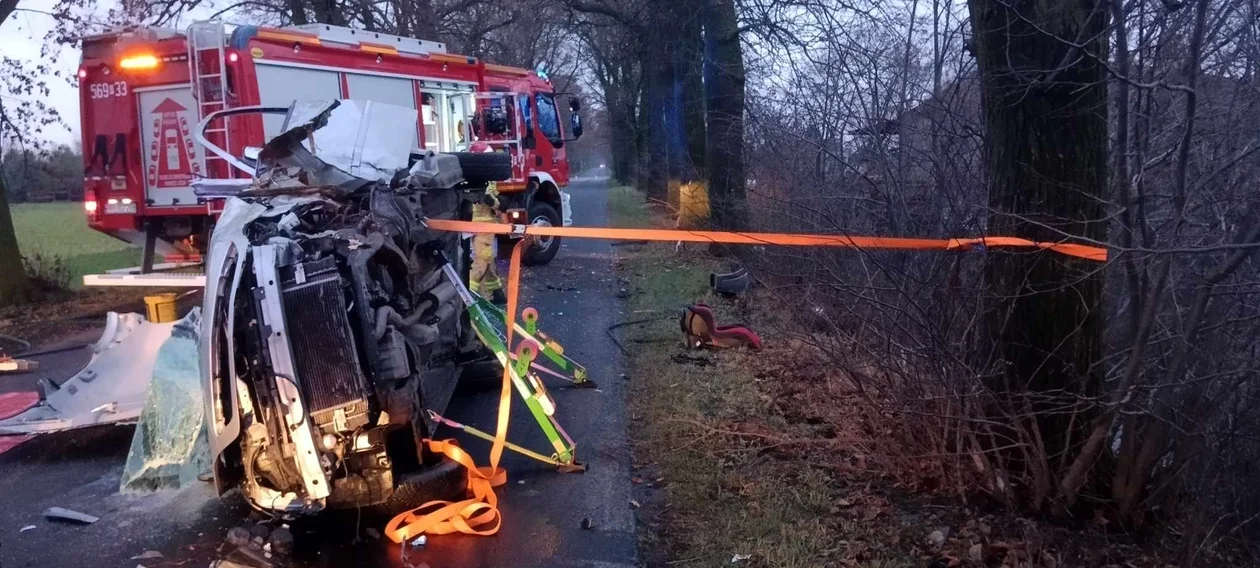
top-left (280, 99), bottom-right (417, 182)
top-left (0, 313), bottom-right (177, 435)
top-left (120, 309), bottom-right (210, 493)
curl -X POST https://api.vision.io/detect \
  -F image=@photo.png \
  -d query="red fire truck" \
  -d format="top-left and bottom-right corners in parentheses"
top-left (79, 21), bottom-right (581, 274)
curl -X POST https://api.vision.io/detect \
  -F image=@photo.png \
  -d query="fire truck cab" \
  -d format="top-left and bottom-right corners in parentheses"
top-left (79, 21), bottom-right (581, 272)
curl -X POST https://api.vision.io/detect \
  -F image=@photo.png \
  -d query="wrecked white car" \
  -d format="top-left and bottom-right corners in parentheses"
top-left (197, 100), bottom-right (509, 515)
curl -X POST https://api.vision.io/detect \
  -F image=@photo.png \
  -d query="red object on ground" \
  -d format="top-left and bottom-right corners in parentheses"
top-left (0, 391), bottom-right (39, 455)
top-left (680, 302), bottom-right (762, 350)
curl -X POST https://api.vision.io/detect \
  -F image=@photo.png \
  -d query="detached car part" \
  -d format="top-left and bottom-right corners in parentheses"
top-left (0, 312), bottom-right (178, 435)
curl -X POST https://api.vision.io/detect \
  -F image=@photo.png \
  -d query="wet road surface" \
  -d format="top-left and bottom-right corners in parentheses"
top-left (0, 175), bottom-right (635, 568)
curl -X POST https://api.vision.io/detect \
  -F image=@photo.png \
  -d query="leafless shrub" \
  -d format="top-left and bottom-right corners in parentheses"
top-left (737, 0), bottom-right (1260, 562)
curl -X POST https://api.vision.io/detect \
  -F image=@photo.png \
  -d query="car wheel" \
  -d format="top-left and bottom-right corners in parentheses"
top-left (451, 152), bottom-right (512, 185)
top-left (523, 201), bottom-right (562, 266)
top-left (364, 454), bottom-right (469, 517)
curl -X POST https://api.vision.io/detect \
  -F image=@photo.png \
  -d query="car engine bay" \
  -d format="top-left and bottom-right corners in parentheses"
top-left (199, 100), bottom-right (509, 515)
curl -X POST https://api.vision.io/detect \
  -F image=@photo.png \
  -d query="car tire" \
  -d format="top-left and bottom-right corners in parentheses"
top-left (452, 152), bottom-right (512, 185)
top-left (523, 201), bottom-right (562, 266)
top-left (365, 455), bottom-right (469, 517)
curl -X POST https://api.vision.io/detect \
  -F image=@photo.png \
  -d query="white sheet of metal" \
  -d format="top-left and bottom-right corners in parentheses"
top-left (83, 272), bottom-right (206, 287)
top-left (345, 73), bottom-right (419, 149)
top-left (283, 99), bottom-right (417, 182)
top-left (0, 313), bottom-right (177, 435)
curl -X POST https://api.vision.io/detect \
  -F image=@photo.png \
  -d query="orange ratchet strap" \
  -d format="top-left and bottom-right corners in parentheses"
top-left (384, 217), bottom-right (1107, 544)
top-left (384, 241), bottom-right (525, 543)
top-left (425, 220), bottom-right (1109, 262)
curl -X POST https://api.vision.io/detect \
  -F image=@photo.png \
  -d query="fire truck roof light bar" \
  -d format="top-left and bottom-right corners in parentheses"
top-left (119, 54), bottom-right (160, 69)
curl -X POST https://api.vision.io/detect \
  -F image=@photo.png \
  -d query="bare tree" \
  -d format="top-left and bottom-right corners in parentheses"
top-left (966, 0), bottom-right (1109, 514)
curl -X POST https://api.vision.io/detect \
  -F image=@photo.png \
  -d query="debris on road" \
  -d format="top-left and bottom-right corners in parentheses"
top-left (0, 312), bottom-right (180, 435)
top-left (217, 521), bottom-right (286, 568)
top-left (268, 526), bottom-right (294, 556)
top-left (19, 525), bottom-right (36, 533)
top-left (710, 266), bottom-right (750, 297)
top-left (580, 517), bottom-right (594, 530)
top-left (731, 553), bottom-right (751, 563)
top-left (0, 357), bottom-right (38, 373)
top-left (43, 507), bottom-right (99, 524)
top-left (680, 303), bottom-right (762, 350)
top-left (130, 551), bottom-right (163, 560)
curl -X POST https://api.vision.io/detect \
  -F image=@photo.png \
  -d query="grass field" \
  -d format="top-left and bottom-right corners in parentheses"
top-left (11, 202), bottom-right (141, 287)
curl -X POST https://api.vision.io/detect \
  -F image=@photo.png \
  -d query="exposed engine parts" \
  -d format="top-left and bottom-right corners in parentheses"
top-left (201, 101), bottom-right (508, 516)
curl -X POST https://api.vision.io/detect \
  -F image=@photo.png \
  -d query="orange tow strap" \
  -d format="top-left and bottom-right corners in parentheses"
top-left (384, 218), bottom-right (1108, 544)
top-left (424, 220), bottom-right (1109, 262)
top-left (384, 241), bottom-right (524, 543)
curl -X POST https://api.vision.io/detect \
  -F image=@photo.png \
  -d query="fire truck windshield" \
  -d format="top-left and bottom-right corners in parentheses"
top-left (535, 93), bottom-right (562, 145)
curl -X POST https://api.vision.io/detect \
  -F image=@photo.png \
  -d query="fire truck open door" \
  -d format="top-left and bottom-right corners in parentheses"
top-left (472, 92), bottom-right (529, 186)
top-left (418, 84), bottom-right (475, 153)
top-left (137, 86), bottom-right (207, 208)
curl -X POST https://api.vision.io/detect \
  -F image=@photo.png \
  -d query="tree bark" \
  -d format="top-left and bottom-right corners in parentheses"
top-left (702, 0), bottom-right (747, 232)
top-left (286, 0), bottom-right (309, 25)
top-left (680, 5), bottom-right (707, 180)
top-left (635, 72), bottom-right (652, 192)
top-left (310, 0), bottom-right (345, 25)
top-left (608, 82), bottom-right (638, 185)
top-left (411, 0), bottom-right (440, 42)
top-left (642, 22), bottom-right (670, 203)
top-left (0, 174), bottom-right (30, 307)
top-left (967, 0), bottom-right (1108, 501)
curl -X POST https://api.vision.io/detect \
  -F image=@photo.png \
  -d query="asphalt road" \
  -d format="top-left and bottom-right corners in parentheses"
top-left (0, 175), bottom-right (636, 568)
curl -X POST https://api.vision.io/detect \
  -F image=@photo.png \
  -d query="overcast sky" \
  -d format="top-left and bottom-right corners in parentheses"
top-left (1, 0), bottom-right (84, 147)
top-left (2, 0), bottom-right (225, 149)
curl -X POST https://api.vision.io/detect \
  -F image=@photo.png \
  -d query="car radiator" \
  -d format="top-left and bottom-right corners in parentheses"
top-left (279, 257), bottom-right (371, 427)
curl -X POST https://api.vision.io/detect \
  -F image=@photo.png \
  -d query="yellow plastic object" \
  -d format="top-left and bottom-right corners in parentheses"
top-left (677, 180), bottom-right (710, 227)
top-left (144, 293), bottom-right (178, 323)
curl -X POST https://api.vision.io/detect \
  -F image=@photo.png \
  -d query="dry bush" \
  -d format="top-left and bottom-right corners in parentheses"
top-left (21, 251), bottom-right (71, 297)
top-left (732, 0), bottom-right (1260, 563)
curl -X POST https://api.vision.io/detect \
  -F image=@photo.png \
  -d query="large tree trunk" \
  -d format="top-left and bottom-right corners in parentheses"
top-left (607, 81), bottom-right (638, 185)
top-left (635, 73), bottom-right (652, 192)
top-left (310, 0), bottom-right (345, 25)
top-left (411, 0), bottom-right (440, 42)
top-left (967, 0), bottom-right (1108, 507)
top-left (642, 23), bottom-right (670, 203)
top-left (285, 0), bottom-right (308, 25)
top-left (702, 0), bottom-right (748, 232)
top-left (680, 9), bottom-right (707, 180)
top-left (0, 175), bottom-right (30, 307)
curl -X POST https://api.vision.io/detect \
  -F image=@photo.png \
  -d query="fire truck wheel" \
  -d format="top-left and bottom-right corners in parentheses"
top-left (452, 151), bottom-right (512, 184)
top-left (523, 201), bottom-right (562, 266)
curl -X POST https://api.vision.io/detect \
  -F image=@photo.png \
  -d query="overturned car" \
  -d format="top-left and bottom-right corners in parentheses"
top-left (198, 100), bottom-right (510, 515)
